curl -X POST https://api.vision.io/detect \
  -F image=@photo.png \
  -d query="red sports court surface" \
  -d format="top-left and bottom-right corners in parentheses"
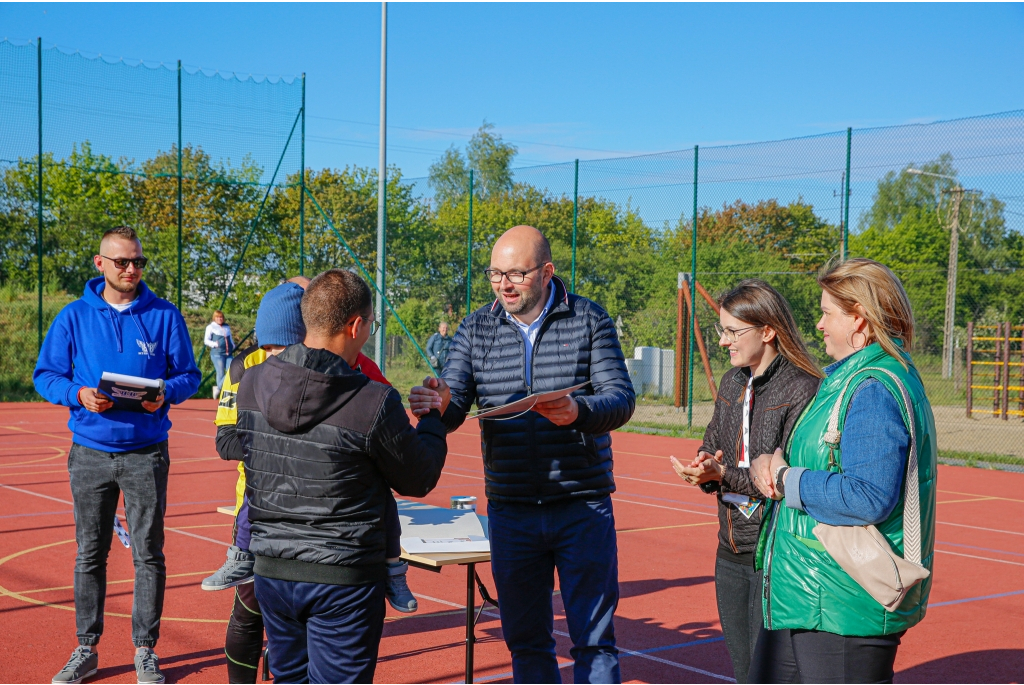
top-left (0, 400), bottom-right (1022, 684)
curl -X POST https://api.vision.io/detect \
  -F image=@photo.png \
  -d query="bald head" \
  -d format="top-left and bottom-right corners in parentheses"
top-left (492, 225), bottom-right (552, 267)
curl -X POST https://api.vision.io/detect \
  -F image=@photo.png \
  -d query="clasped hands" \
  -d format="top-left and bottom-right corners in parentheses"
top-left (409, 377), bottom-right (580, 425)
top-left (670, 447), bottom-right (789, 500)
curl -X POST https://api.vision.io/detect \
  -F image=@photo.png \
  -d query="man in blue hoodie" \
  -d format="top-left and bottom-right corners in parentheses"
top-left (34, 226), bottom-right (201, 685)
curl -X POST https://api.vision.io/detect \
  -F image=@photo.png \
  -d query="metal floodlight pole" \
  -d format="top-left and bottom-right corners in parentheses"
top-left (177, 60), bottom-right (183, 311)
top-left (571, 159), bottom-right (579, 293)
top-left (375, 1), bottom-right (388, 371)
top-left (36, 37), bottom-right (43, 351)
top-left (688, 146), bottom-right (699, 428)
top-left (466, 170), bottom-right (474, 317)
top-left (300, 73), bottom-right (306, 277)
top-left (843, 127), bottom-right (851, 260)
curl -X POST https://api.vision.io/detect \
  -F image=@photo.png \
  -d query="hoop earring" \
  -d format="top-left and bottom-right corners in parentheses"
top-left (848, 330), bottom-right (868, 350)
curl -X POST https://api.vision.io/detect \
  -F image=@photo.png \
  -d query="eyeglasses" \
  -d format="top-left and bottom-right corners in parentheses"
top-left (350, 316), bottom-right (381, 336)
top-left (100, 255), bottom-right (148, 270)
top-left (483, 264), bottom-right (547, 284)
top-left (714, 322), bottom-right (763, 343)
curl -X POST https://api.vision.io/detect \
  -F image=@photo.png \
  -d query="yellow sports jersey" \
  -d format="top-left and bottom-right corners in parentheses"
top-left (215, 346), bottom-right (267, 514)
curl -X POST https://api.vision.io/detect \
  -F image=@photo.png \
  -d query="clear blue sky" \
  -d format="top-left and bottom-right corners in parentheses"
top-left (3, 2), bottom-right (1023, 179)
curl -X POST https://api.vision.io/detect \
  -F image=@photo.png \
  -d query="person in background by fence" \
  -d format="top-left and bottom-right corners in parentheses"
top-left (426, 321), bottom-right (452, 374)
top-left (748, 258), bottom-right (938, 684)
top-left (670, 280), bottom-right (821, 683)
top-left (205, 310), bottom-right (235, 399)
top-left (33, 226), bottom-right (201, 685)
top-left (410, 225), bottom-right (636, 684)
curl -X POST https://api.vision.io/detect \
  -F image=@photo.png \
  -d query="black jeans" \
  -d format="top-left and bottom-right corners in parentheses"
top-left (715, 555), bottom-right (763, 683)
top-left (749, 626), bottom-right (905, 684)
top-left (68, 441), bottom-right (169, 648)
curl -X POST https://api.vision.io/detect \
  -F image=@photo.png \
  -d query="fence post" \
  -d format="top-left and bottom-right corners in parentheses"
top-left (466, 170), bottom-right (474, 318)
top-left (843, 127), bottom-right (852, 260)
top-left (1002, 322), bottom-right (1011, 420)
top-left (299, 73), bottom-right (306, 276)
top-left (687, 146), bottom-right (699, 428)
top-left (176, 60), bottom-right (183, 311)
top-left (966, 321), bottom-right (973, 418)
top-left (36, 37), bottom-right (43, 351)
top-left (572, 159), bottom-right (578, 293)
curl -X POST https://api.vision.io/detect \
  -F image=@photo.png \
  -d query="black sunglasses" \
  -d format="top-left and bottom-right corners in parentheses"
top-left (101, 255), bottom-right (148, 270)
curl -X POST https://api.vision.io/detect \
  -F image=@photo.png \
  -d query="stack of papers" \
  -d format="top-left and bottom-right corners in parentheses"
top-left (399, 502), bottom-right (490, 554)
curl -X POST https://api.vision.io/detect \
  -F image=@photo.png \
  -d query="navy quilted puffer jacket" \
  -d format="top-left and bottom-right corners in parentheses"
top-left (441, 277), bottom-right (636, 504)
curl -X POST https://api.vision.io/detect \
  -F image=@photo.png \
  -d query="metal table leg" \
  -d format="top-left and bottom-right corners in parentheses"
top-left (465, 562), bottom-right (476, 683)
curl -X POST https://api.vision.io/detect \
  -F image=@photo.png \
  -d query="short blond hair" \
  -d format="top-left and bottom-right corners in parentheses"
top-left (818, 258), bottom-right (914, 364)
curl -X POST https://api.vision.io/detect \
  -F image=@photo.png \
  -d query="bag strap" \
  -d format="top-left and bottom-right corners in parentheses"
top-left (824, 366), bottom-right (922, 565)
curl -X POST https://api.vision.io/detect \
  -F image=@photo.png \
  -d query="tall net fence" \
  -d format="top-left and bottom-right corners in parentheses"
top-left (3, 38), bottom-right (1024, 467)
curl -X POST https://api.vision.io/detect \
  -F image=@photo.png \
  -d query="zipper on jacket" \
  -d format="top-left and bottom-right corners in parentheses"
top-left (726, 505), bottom-right (738, 554)
top-left (762, 504), bottom-right (778, 630)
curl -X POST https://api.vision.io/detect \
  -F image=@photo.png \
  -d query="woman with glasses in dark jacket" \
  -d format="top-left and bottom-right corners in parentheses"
top-left (671, 279), bottom-right (822, 683)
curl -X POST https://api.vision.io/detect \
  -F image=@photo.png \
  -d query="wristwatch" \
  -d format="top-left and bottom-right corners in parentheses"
top-left (774, 466), bottom-right (790, 498)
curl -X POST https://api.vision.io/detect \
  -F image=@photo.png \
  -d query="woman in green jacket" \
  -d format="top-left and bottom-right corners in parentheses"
top-left (747, 258), bottom-right (937, 684)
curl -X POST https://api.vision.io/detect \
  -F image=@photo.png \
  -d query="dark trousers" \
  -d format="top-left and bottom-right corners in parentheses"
top-left (68, 441), bottom-right (169, 648)
top-left (225, 581), bottom-right (264, 684)
top-left (749, 626), bottom-right (905, 684)
top-left (715, 555), bottom-right (763, 684)
top-left (488, 496), bottom-right (620, 684)
top-left (235, 493), bottom-right (399, 558)
top-left (254, 576), bottom-right (386, 684)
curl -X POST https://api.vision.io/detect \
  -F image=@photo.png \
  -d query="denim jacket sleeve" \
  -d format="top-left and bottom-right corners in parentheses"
top-left (787, 379), bottom-right (910, 526)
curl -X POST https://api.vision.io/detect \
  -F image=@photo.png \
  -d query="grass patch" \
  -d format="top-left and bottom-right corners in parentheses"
top-left (619, 420), bottom-right (706, 440)
top-left (937, 449), bottom-right (1024, 470)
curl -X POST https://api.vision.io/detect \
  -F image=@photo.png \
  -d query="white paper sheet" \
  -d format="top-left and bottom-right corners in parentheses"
top-left (399, 504), bottom-right (490, 553)
top-left (468, 381), bottom-right (591, 420)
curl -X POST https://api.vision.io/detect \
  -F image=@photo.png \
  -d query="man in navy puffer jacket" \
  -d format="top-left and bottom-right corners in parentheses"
top-left (411, 225), bottom-right (635, 684)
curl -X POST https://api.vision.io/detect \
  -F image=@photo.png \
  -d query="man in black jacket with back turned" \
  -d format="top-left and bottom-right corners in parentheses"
top-left (234, 269), bottom-right (447, 684)
top-left (411, 225), bottom-right (635, 684)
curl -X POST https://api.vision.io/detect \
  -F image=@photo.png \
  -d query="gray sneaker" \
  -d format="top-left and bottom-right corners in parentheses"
top-left (385, 561), bottom-right (418, 613)
top-left (201, 545), bottom-right (255, 591)
top-left (134, 649), bottom-right (164, 685)
top-left (52, 646), bottom-right (98, 684)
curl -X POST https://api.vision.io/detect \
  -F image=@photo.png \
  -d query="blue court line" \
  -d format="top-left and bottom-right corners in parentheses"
top-left (930, 588), bottom-right (1024, 608)
top-left (936, 540), bottom-right (1024, 558)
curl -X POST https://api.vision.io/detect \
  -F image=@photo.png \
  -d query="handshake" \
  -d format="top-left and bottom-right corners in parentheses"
top-left (408, 376), bottom-right (582, 426)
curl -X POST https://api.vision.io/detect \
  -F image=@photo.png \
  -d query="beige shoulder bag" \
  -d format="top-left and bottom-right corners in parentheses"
top-left (811, 367), bottom-right (930, 612)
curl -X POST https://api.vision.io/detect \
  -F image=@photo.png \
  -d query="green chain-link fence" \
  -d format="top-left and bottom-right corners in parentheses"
top-left (3, 39), bottom-right (1024, 468)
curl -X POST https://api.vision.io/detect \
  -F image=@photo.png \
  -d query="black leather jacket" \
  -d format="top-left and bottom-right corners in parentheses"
top-left (441, 277), bottom-right (635, 504)
top-left (236, 344), bottom-right (447, 585)
top-left (699, 354), bottom-right (820, 562)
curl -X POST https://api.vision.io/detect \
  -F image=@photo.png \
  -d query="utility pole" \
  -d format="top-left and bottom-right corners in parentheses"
top-left (941, 185), bottom-right (965, 379)
top-left (375, 1), bottom-right (387, 372)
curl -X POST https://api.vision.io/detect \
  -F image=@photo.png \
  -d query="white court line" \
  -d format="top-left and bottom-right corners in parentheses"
top-left (613, 497), bottom-right (718, 518)
top-left (169, 429), bottom-right (217, 439)
top-left (616, 475), bottom-right (688, 489)
top-left (937, 521), bottom-right (1024, 537)
top-left (936, 549), bottom-right (1024, 567)
top-left (0, 482), bottom-right (227, 546)
top-left (443, 470), bottom-right (485, 481)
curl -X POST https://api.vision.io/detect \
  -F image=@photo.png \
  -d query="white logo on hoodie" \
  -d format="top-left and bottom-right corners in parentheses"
top-left (137, 340), bottom-right (158, 356)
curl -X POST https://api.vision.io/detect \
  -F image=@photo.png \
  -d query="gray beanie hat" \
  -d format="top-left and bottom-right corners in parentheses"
top-left (255, 282), bottom-right (306, 347)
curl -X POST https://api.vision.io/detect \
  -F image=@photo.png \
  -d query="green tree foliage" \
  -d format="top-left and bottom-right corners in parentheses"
top-left (427, 122), bottom-right (518, 204)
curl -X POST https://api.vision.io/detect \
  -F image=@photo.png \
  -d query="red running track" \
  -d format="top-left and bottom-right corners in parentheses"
top-left (0, 400), bottom-right (1022, 683)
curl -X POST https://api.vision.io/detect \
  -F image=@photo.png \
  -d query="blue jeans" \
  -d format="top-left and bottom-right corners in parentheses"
top-left (212, 352), bottom-right (232, 392)
top-left (254, 576), bottom-right (385, 684)
top-left (488, 496), bottom-right (620, 684)
top-left (68, 441), bottom-right (169, 648)
top-left (235, 495), bottom-right (252, 551)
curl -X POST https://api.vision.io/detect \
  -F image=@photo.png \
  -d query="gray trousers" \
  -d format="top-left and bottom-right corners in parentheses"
top-left (68, 441), bottom-right (169, 648)
top-left (715, 554), bottom-right (764, 684)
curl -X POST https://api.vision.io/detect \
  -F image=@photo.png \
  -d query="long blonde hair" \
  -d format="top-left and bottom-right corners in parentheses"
top-left (719, 279), bottom-right (824, 379)
top-left (817, 258), bottom-right (914, 365)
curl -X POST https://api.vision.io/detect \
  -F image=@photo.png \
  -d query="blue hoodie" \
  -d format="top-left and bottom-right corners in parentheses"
top-left (34, 277), bottom-right (201, 451)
